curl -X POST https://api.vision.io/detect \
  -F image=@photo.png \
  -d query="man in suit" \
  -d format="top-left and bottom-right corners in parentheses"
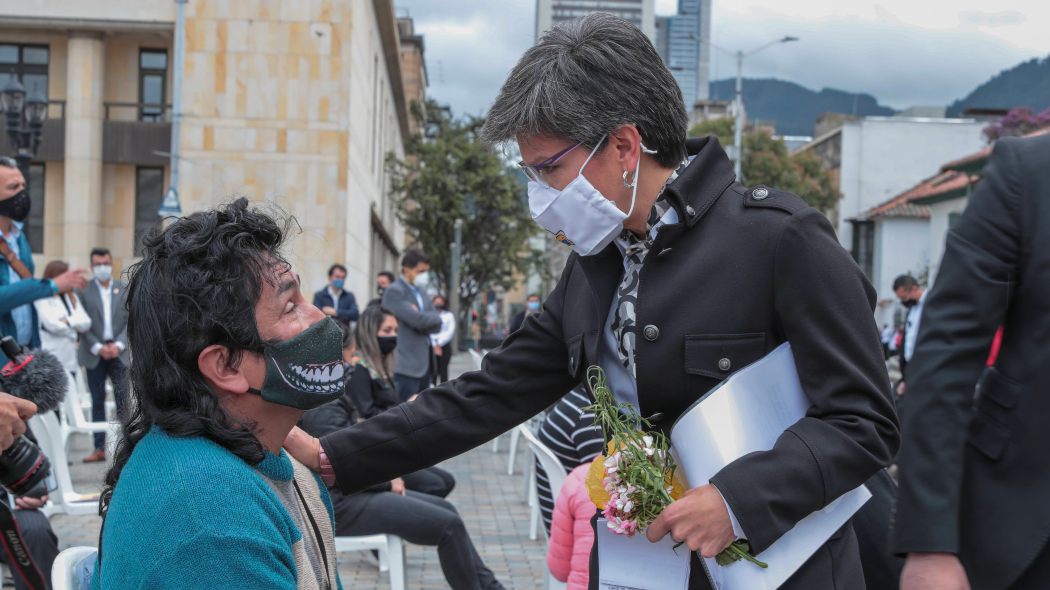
top-left (78, 247), bottom-right (129, 462)
top-left (312, 263), bottom-right (360, 326)
top-left (287, 14), bottom-right (898, 589)
top-left (894, 132), bottom-right (1050, 590)
top-left (0, 157), bottom-right (86, 354)
top-left (383, 249), bottom-right (442, 402)
top-left (892, 273), bottom-right (926, 397)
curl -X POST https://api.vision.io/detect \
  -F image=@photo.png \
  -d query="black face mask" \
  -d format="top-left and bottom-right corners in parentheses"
top-left (901, 298), bottom-right (918, 309)
top-left (434, 304), bottom-right (446, 311)
top-left (0, 190), bottom-right (31, 222)
top-left (377, 335), bottom-right (398, 355)
top-left (377, 285), bottom-right (386, 297)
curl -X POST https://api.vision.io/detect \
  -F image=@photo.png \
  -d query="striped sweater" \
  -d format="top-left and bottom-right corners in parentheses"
top-left (93, 427), bottom-right (342, 590)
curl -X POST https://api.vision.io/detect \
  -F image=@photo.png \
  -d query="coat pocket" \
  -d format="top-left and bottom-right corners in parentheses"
top-left (683, 333), bottom-right (767, 380)
top-left (967, 409), bottom-right (1011, 461)
top-left (976, 366), bottom-right (1023, 410)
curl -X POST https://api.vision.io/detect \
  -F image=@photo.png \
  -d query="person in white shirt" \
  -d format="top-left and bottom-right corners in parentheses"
top-left (33, 260), bottom-right (91, 377)
top-left (430, 294), bottom-right (457, 384)
top-left (77, 247), bottom-right (130, 463)
top-left (893, 274), bottom-right (927, 397)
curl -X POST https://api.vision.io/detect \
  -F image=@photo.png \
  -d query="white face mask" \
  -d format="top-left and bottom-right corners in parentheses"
top-left (413, 271), bottom-right (430, 289)
top-left (527, 136), bottom-right (644, 256)
top-left (93, 264), bottom-right (113, 282)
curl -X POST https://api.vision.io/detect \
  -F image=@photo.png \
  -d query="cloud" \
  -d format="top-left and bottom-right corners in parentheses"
top-left (959, 10), bottom-right (1027, 27)
top-left (396, 0), bottom-right (1047, 116)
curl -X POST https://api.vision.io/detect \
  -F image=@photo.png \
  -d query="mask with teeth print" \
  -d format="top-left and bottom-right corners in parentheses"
top-left (247, 317), bottom-right (348, 410)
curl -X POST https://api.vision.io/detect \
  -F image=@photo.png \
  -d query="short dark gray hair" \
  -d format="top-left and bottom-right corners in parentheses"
top-left (482, 13), bottom-right (687, 168)
top-left (0, 156), bottom-right (18, 169)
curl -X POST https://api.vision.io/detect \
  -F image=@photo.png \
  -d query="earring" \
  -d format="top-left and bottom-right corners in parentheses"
top-left (622, 170), bottom-right (637, 189)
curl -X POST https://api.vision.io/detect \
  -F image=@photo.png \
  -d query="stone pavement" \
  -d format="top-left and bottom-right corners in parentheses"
top-left (35, 353), bottom-right (550, 589)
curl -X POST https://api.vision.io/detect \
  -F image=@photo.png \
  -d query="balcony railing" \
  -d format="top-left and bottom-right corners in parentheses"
top-left (104, 102), bottom-right (173, 123)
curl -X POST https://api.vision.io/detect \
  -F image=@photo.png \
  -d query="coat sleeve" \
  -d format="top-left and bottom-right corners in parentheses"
top-left (382, 286), bottom-right (442, 334)
top-left (710, 208), bottom-right (900, 554)
top-left (0, 279), bottom-right (52, 315)
top-left (69, 296), bottom-right (92, 333)
top-left (34, 298), bottom-right (76, 338)
top-left (337, 293), bottom-right (360, 323)
top-left (348, 365), bottom-right (380, 420)
top-left (321, 259), bottom-right (580, 493)
top-left (891, 139), bottom-right (1023, 555)
top-left (547, 478), bottom-right (577, 583)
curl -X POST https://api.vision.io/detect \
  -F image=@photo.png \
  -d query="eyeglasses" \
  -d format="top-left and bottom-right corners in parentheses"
top-left (517, 142), bottom-right (582, 186)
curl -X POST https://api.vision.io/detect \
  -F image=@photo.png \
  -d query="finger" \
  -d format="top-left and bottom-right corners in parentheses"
top-left (646, 512), bottom-right (672, 543)
top-left (0, 432), bottom-right (12, 451)
top-left (11, 397), bottom-right (36, 420)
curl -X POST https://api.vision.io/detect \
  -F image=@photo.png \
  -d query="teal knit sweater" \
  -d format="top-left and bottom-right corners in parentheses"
top-left (93, 427), bottom-right (343, 589)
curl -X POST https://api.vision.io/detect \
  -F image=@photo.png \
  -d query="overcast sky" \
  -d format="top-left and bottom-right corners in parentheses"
top-left (395, 0), bottom-right (1050, 116)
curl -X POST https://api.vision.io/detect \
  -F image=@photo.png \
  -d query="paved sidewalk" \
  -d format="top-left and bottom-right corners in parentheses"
top-left (42, 353), bottom-right (549, 589)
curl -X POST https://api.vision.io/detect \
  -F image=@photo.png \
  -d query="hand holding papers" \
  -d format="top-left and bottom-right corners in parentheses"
top-left (669, 343), bottom-right (871, 590)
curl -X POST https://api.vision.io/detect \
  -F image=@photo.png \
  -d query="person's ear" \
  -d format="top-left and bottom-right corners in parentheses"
top-left (608, 124), bottom-right (642, 171)
top-left (198, 344), bottom-right (253, 396)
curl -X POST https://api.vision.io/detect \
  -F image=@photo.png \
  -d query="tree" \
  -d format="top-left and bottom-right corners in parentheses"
top-left (387, 100), bottom-right (534, 318)
top-left (983, 106), bottom-right (1050, 142)
top-left (689, 119), bottom-right (839, 212)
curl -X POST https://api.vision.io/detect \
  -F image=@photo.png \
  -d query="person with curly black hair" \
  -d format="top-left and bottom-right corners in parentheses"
top-left (95, 198), bottom-right (344, 590)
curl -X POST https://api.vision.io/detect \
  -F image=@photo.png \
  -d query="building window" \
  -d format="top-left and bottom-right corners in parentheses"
top-left (139, 49), bottom-right (168, 122)
top-left (26, 163), bottom-right (45, 254)
top-left (851, 220), bottom-right (874, 280)
top-left (0, 43), bottom-right (49, 101)
top-left (134, 167), bottom-right (165, 255)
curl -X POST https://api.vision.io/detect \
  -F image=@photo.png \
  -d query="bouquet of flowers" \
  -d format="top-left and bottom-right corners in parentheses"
top-left (584, 365), bottom-right (767, 569)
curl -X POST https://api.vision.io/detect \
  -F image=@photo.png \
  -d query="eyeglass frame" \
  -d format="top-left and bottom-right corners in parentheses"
top-left (517, 141), bottom-right (583, 186)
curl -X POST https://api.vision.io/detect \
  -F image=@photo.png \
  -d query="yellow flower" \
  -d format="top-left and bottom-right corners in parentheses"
top-left (586, 454), bottom-right (611, 509)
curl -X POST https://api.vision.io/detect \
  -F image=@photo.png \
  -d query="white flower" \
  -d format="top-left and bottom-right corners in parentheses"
top-left (643, 435), bottom-right (654, 448)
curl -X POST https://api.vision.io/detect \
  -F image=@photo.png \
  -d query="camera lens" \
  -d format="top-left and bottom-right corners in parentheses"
top-left (0, 436), bottom-right (51, 497)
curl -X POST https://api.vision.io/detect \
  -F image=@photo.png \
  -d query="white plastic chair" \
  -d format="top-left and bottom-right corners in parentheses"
top-left (60, 371), bottom-right (112, 451)
top-left (28, 412), bottom-right (108, 516)
top-left (334, 534), bottom-right (405, 590)
top-left (518, 425), bottom-right (568, 542)
top-left (51, 546), bottom-right (96, 590)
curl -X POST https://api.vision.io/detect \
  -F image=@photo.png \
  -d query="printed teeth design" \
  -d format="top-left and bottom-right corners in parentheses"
top-left (279, 361), bottom-right (345, 394)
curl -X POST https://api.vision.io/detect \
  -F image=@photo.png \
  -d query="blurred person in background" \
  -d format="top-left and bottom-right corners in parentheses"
top-left (893, 274), bottom-right (926, 398)
top-left (34, 260), bottom-right (92, 379)
top-left (431, 294), bottom-right (456, 384)
top-left (0, 157), bottom-right (87, 354)
top-left (313, 263), bottom-right (360, 328)
top-left (382, 249), bottom-right (441, 402)
top-left (369, 271), bottom-right (395, 308)
top-left (509, 293), bottom-right (542, 334)
top-left (894, 133), bottom-right (1050, 590)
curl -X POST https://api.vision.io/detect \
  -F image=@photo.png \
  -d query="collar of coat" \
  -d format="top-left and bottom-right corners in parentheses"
top-left (662, 135), bottom-right (737, 229)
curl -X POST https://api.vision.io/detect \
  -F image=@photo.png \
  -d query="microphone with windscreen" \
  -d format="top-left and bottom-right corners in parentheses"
top-left (0, 336), bottom-right (67, 497)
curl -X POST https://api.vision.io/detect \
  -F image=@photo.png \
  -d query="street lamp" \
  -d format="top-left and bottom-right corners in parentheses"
top-left (0, 75), bottom-right (48, 188)
top-left (706, 36), bottom-right (798, 180)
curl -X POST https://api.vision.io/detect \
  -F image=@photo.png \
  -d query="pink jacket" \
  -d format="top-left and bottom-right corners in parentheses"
top-left (547, 464), bottom-right (597, 590)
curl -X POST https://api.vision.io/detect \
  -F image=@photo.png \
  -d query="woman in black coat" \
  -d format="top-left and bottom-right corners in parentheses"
top-left (348, 306), bottom-right (455, 498)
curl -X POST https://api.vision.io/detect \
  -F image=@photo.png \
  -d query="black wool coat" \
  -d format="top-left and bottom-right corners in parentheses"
top-left (893, 133), bottom-right (1050, 590)
top-left (320, 136), bottom-right (900, 589)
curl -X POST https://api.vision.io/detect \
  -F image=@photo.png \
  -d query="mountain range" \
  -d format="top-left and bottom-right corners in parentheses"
top-left (710, 54), bottom-right (1050, 137)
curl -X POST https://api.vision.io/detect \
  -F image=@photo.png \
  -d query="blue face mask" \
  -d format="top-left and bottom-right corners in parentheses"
top-left (527, 301), bottom-right (541, 312)
top-left (332, 278), bottom-right (345, 290)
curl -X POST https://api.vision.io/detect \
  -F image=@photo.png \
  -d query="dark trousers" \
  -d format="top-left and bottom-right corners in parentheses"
top-left (435, 345), bottom-right (452, 384)
top-left (394, 372), bottom-right (430, 403)
top-left (332, 490), bottom-right (503, 590)
top-left (87, 357), bottom-right (128, 450)
top-left (0, 509), bottom-right (59, 590)
top-left (402, 466), bottom-right (456, 498)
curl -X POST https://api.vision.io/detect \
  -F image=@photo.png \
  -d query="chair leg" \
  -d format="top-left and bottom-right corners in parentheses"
top-left (388, 536), bottom-right (406, 590)
top-left (507, 428), bottom-right (521, 475)
top-left (522, 456), bottom-right (535, 503)
top-left (529, 493), bottom-right (540, 541)
top-left (491, 434), bottom-right (500, 453)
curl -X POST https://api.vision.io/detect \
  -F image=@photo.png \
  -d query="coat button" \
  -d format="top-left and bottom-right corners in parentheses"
top-left (685, 205), bottom-right (697, 216)
top-left (643, 325), bottom-right (660, 342)
top-left (752, 187), bottom-right (769, 200)
top-left (718, 357), bottom-right (732, 371)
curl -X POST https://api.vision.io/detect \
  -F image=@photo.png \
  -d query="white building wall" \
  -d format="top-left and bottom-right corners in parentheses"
top-left (927, 196), bottom-right (970, 286)
top-left (872, 217), bottom-right (929, 328)
top-left (836, 117), bottom-right (985, 249)
top-left (0, 0), bottom-right (173, 23)
top-left (345, 0), bottom-right (405, 303)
